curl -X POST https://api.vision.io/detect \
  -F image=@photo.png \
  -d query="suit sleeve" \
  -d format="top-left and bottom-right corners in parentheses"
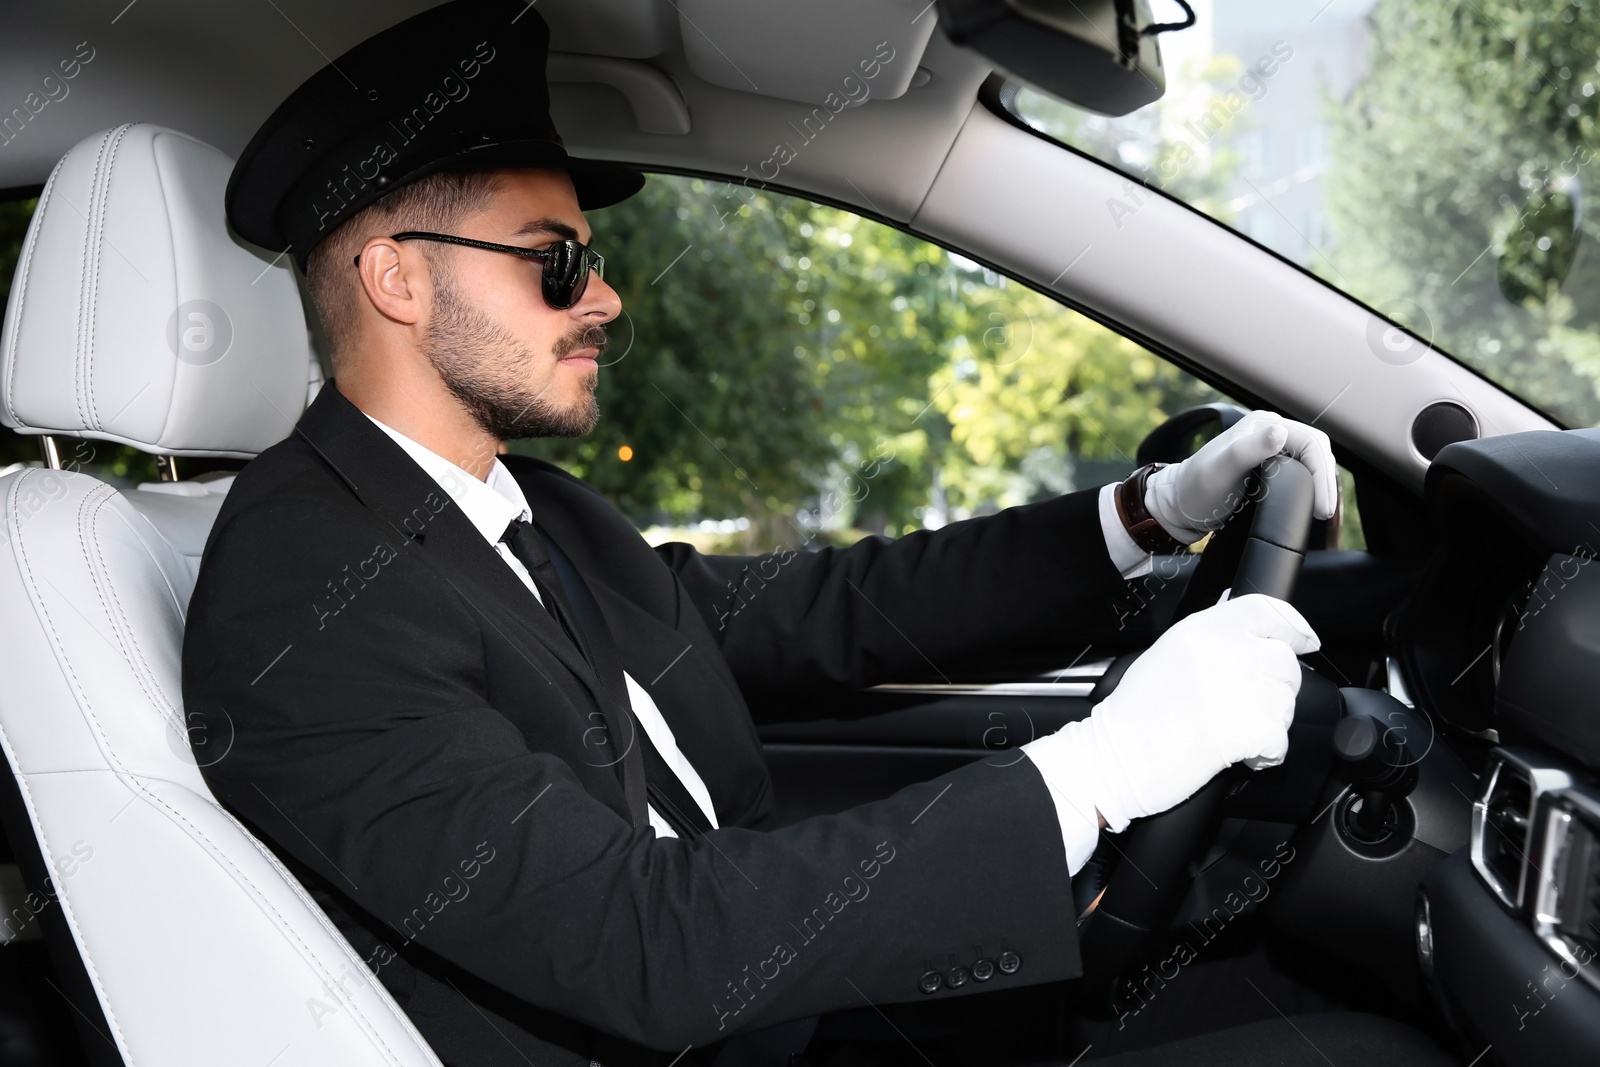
top-left (655, 486), bottom-right (1130, 700)
top-left (184, 493), bottom-right (1084, 1051)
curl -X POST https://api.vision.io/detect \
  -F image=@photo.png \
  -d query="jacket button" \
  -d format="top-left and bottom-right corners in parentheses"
top-left (944, 966), bottom-right (970, 990)
top-left (997, 950), bottom-right (1022, 975)
top-left (918, 970), bottom-right (943, 994)
top-left (972, 957), bottom-right (996, 982)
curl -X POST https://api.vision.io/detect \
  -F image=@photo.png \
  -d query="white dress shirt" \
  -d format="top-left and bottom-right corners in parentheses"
top-left (365, 415), bottom-right (719, 839)
top-left (365, 410), bottom-right (1152, 872)
top-left (1098, 481), bottom-right (1154, 578)
top-left (1015, 482), bottom-right (1155, 874)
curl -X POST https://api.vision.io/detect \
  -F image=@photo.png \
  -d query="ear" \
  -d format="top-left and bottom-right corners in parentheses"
top-left (354, 237), bottom-right (430, 326)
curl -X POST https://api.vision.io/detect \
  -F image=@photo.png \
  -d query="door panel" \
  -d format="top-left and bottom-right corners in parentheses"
top-left (757, 673), bottom-right (1103, 826)
top-left (756, 549), bottom-right (1417, 826)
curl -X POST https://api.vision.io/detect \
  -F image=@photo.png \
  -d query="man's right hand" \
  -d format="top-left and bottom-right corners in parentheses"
top-left (1033, 593), bottom-right (1320, 836)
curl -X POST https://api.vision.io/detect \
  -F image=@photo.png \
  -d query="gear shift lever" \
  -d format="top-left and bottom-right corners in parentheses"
top-left (1333, 688), bottom-right (1420, 842)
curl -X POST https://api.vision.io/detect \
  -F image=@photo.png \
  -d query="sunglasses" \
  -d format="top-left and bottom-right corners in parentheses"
top-left (354, 231), bottom-right (606, 310)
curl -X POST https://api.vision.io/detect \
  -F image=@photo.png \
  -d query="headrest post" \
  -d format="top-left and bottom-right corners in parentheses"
top-left (38, 436), bottom-right (65, 471)
top-left (155, 456), bottom-right (181, 483)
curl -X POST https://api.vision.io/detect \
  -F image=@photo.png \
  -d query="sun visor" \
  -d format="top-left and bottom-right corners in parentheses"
top-left (676, 0), bottom-right (937, 106)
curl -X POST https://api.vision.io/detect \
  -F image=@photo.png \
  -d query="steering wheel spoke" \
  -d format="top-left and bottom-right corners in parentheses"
top-left (1076, 456), bottom-right (1317, 988)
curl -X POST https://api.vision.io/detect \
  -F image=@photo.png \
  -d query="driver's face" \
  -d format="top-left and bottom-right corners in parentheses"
top-left (418, 168), bottom-right (622, 443)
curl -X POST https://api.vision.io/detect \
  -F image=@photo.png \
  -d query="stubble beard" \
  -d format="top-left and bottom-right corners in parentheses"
top-left (421, 270), bottom-right (605, 441)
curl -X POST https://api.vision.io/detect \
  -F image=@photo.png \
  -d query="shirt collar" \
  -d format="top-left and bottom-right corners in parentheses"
top-left (363, 413), bottom-right (530, 546)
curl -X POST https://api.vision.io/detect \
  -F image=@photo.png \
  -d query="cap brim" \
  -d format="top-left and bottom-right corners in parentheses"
top-left (567, 158), bottom-right (647, 210)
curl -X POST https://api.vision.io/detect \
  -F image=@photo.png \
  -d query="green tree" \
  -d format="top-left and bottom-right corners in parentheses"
top-left (1009, 53), bottom-right (1254, 220)
top-left (518, 174), bottom-right (1220, 547)
top-left (931, 280), bottom-right (1226, 513)
top-left (520, 177), bottom-right (979, 543)
top-left (1325, 0), bottom-right (1600, 426)
top-left (515, 178), bottom-right (832, 532)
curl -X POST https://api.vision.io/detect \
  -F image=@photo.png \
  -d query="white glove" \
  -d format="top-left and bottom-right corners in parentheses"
top-left (1143, 410), bottom-right (1338, 545)
top-left (1029, 594), bottom-right (1320, 834)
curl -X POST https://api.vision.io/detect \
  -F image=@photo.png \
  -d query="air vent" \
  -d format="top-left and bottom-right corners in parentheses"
top-left (1411, 401), bottom-right (1478, 461)
top-left (1472, 748), bottom-right (1573, 912)
top-left (1532, 787), bottom-right (1600, 990)
top-left (1474, 760), bottom-right (1534, 908)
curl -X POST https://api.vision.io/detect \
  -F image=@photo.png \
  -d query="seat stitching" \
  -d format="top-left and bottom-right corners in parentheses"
top-left (0, 765), bottom-right (129, 1056)
top-left (76, 128), bottom-right (115, 430)
top-left (110, 780), bottom-right (425, 1066)
top-left (15, 472), bottom-right (419, 1065)
top-left (78, 489), bottom-right (163, 707)
top-left (67, 487), bottom-right (420, 1064)
top-left (84, 125), bottom-right (135, 431)
top-left (5, 472), bottom-right (133, 1060)
top-left (4, 157), bottom-right (65, 427)
top-left (105, 501), bottom-right (190, 623)
top-left (207, 795), bottom-right (446, 1061)
top-left (78, 491), bottom-right (176, 725)
top-left (150, 132), bottom-right (181, 451)
top-left (11, 470), bottom-right (429, 1066)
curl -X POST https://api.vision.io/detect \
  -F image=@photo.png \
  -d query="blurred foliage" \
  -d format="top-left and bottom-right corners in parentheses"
top-left (0, 198), bottom-right (33, 313)
top-left (931, 296), bottom-right (1222, 513)
top-left (515, 177), bottom-right (948, 545)
top-left (516, 175), bottom-right (1229, 547)
top-left (1008, 53), bottom-right (1254, 220)
top-left (1325, 0), bottom-right (1600, 426)
top-left (1337, 466), bottom-right (1366, 551)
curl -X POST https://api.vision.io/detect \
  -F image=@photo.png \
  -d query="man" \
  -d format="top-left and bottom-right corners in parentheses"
top-left (189, 3), bottom-right (1343, 1065)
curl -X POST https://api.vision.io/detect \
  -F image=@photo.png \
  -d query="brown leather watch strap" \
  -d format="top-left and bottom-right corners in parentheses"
top-left (1115, 462), bottom-right (1185, 554)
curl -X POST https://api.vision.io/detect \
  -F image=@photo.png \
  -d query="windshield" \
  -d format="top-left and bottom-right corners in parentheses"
top-left (1006, 0), bottom-right (1600, 428)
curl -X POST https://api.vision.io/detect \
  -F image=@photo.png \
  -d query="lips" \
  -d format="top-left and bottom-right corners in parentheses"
top-left (554, 324), bottom-right (608, 366)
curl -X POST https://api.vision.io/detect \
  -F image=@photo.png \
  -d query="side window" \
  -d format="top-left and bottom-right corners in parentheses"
top-left (518, 174), bottom-right (1244, 553)
top-left (0, 184), bottom-right (1366, 547)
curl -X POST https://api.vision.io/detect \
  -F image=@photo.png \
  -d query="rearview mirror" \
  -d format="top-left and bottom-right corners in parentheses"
top-left (936, 0), bottom-right (1193, 117)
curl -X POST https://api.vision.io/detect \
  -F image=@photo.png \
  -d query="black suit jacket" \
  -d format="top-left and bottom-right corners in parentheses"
top-left (182, 383), bottom-right (1130, 1066)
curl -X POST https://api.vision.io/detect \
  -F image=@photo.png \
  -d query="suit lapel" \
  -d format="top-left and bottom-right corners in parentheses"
top-left (512, 462), bottom-right (756, 828)
top-left (293, 384), bottom-right (606, 701)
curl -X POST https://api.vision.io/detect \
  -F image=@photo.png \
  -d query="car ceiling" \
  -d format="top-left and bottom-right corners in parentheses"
top-left (0, 0), bottom-right (984, 225)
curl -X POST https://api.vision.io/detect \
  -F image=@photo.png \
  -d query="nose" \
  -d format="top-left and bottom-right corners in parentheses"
top-left (572, 268), bottom-right (621, 325)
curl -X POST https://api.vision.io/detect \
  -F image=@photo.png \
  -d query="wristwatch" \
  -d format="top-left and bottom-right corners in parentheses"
top-left (1115, 462), bottom-right (1185, 554)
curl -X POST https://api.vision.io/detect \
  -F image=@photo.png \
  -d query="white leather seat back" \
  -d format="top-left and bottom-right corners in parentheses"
top-left (0, 124), bottom-right (441, 1067)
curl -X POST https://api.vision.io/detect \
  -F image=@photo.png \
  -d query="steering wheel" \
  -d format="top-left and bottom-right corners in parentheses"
top-left (1075, 454), bottom-right (1316, 987)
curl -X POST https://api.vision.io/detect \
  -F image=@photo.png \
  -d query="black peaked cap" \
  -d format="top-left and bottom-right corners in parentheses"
top-left (226, 0), bottom-right (644, 272)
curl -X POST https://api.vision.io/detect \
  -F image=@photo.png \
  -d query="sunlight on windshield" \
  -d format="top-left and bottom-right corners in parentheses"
top-left (1010, 0), bottom-right (1600, 428)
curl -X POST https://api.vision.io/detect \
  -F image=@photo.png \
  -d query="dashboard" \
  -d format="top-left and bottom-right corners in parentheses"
top-left (1393, 427), bottom-right (1600, 750)
top-left (1399, 427), bottom-right (1600, 1064)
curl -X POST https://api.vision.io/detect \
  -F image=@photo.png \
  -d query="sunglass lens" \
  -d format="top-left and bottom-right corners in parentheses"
top-left (541, 240), bottom-right (590, 309)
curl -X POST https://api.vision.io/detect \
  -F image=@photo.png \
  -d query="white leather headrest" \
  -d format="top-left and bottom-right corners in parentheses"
top-left (0, 124), bottom-right (310, 457)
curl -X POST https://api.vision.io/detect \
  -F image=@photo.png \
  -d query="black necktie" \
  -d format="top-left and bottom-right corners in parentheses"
top-left (499, 517), bottom-right (713, 838)
top-left (500, 518), bottom-right (583, 648)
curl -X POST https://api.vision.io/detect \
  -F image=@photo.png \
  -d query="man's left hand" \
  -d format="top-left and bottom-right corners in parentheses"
top-left (1142, 410), bottom-right (1338, 545)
